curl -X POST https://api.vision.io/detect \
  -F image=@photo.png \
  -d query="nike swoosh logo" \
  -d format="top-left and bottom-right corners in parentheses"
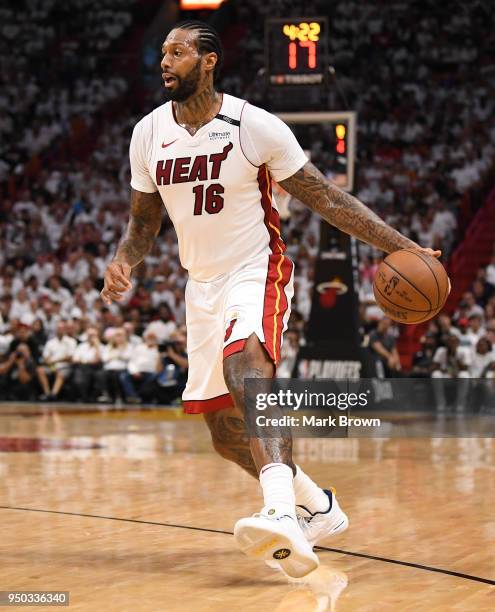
top-left (162, 139), bottom-right (178, 148)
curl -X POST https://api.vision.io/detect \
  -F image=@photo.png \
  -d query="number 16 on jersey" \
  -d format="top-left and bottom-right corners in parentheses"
top-left (193, 183), bottom-right (225, 215)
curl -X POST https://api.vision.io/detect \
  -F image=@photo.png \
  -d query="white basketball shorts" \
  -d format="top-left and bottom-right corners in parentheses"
top-left (182, 252), bottom-right (294, 414)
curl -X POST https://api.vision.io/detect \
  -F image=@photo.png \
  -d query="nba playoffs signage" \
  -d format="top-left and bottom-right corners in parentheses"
top-left (299, 232), bottom-right (365, 377)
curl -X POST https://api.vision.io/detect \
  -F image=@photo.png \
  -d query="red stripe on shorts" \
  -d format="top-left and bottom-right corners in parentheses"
top-left (183, 393), bottom-right (234, 414)
top-left (223, 338), bottom-right (247, 360)
top-left (257, 164), bottom-right (292, 364)
top-left (262, 253), bottom-right (293, 365)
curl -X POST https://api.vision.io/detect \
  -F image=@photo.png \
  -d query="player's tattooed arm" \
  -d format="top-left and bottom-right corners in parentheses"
top-left (114, 188), bottom-right (163, 267)
top-left (101, 189), bottom-right (163, 304)
top-left (279, 162), bottom-right (438, 255)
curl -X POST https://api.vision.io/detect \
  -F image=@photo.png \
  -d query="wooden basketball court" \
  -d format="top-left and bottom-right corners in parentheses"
top-left (0, 403), bottom-right (494, 611)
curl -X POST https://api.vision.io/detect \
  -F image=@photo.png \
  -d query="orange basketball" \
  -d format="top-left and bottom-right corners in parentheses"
top-left (373, 249), bottom-right (450, 324)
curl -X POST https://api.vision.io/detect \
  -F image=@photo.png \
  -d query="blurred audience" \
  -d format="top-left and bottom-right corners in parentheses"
top-left (72, 326), bottom-right (103, 402)
top-left (431, 334), bottom-right (471, 412)
top-left (120, 331), bottom-right (161, 403)
top-left (0, 337), bottom-right (38, 401)
top-left (98, 327), bottom-right (132, 404)
top-left (369, 317), bottom-right (402, 377)
top-left (150, 327), bottom-right (188, 405)
top-left (36, 321), bottom-right (76, 400)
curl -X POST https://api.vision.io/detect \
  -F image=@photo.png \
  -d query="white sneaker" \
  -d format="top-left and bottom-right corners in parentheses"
top-left (265, 488), bottom-right (348, 573)
top-left (234, 511), bottom-right (319, 578)
top-left (297, 488), bottom-right (349, 546)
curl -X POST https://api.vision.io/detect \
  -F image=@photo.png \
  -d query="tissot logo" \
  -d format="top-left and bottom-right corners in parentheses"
top-left (209, 131), bottom-right (231, 140)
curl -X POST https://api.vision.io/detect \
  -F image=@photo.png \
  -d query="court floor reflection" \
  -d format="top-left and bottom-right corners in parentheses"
top-left (0, 403), bottom-right (493, 611)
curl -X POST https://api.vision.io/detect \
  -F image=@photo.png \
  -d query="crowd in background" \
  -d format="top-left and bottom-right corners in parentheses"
top-left (0, 0), bottom-right (139, 182)
top-left (1, 0), bottom-right (495, 404)
top-left (0, 313), bottom-right (188, 403)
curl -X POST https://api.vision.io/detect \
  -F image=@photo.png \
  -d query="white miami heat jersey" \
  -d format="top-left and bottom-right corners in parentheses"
top-left (130, 93), bottom-right (307, 281)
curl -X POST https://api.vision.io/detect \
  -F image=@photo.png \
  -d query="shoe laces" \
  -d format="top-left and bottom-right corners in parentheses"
top-left (297, 515), bottom-right (311, 534)
top-left (252, 512), bottom-right (295, 522)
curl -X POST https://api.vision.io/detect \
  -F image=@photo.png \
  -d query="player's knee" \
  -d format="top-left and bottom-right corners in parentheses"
top-left (223, 347), bottom-right (273, 401)
top-left (223, 354), bottom-right (244, 400)
top-left (223, 350), bottom-right (273, 415)
top-left (210, 434), bottom-right (243, 465)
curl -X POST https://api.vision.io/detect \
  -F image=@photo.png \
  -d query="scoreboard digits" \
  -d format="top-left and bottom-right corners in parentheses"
top-left (282, 22), bottom-right (320, 42)
top-left (265, 17), bottom-right (328, 85)
top-left (283, 22), bottom-right (320, 70)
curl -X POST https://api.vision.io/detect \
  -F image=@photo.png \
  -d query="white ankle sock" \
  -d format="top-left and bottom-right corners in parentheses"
top-left (293, 465), bottom-right (330, 514)
top-left (259, 463), bottom-right (296, 518)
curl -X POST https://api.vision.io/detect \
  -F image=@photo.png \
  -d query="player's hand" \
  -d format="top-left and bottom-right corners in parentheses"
top-left (101, 262), bottom-right (132, 304)
top-left (413, 246), bottom-right (451, 294)
top-left (410, 244), bottom-right (452, 299)
top-left (414, 247), bottom-right (441, 258)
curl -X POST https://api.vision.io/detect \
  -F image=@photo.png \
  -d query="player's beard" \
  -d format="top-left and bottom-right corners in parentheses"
top-left (166, 59), bottom-right (202, 102)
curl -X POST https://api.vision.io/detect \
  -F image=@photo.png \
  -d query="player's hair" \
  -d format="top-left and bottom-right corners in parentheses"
top-left (174, 20), bottom-right (224, 84)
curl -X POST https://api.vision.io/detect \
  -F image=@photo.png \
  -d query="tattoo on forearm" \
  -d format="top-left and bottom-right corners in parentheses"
top-left (114, 188), bottom-right (163, 267)
top-left (279, 162), bottom-right (417, 254)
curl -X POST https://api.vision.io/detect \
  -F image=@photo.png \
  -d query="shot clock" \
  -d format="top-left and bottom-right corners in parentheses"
top-left (265, 17), bottom-right (328, 85)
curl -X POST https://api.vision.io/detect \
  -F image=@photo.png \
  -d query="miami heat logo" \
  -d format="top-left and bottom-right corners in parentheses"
top-left (317, 277), bottom-right (348, 309)
top-left (224, 318), bottom-right (237, 342)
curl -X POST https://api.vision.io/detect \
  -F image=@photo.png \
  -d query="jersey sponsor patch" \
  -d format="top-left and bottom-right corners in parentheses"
top-left (209, 130), bottom-right (231, 140)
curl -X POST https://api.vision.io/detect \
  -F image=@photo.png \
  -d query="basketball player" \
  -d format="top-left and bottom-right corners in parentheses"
top-left (101, 21), bottom-right (440, 577)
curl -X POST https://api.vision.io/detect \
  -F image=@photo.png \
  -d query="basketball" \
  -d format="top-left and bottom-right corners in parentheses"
top-left (373, 249), bottom-right (450, 324)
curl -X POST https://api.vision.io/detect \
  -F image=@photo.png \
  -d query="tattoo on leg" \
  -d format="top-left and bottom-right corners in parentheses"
top-left (205, 409), bottom-right (258, 478)
top-left (223, 335), bottom-right (296, 476)
top-left (262, 437), bottom-right (294, 470)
